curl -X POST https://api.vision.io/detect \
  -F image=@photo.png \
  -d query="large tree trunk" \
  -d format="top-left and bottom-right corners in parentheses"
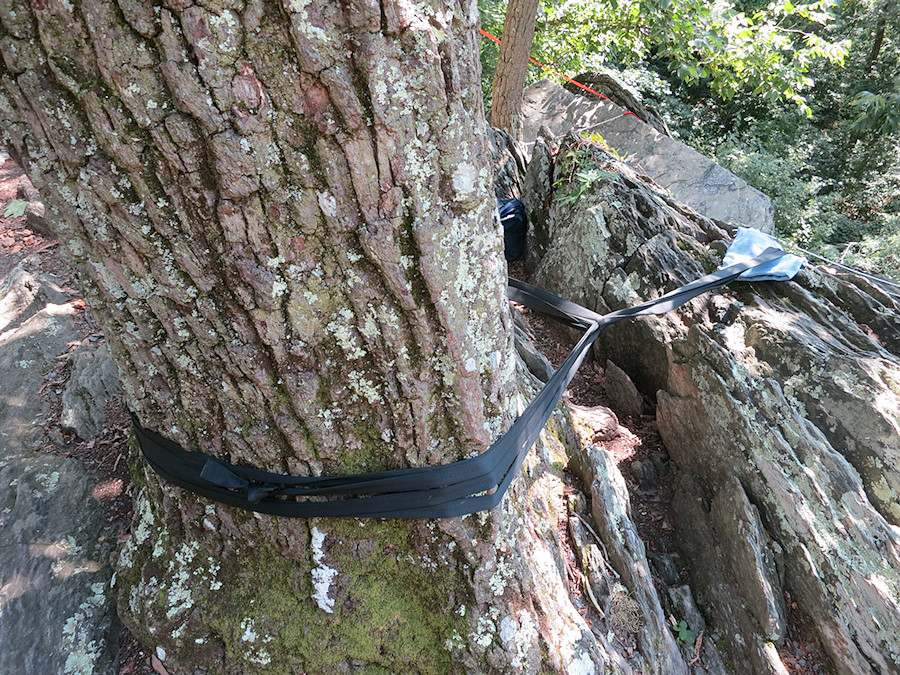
top-left (0, 1), bottom-right (630, 673)
top-left (490, 0), bottom-right (540, 139)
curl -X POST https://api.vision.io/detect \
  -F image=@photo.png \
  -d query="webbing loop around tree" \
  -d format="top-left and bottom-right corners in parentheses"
top-left (131, 248), bottom-right (787, 519)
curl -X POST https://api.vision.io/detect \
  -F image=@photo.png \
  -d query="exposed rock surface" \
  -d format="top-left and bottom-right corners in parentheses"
top-left (529, 137), bottom-right (900, 674)
top-left (579, 445), bottom-right (689, 674)
top-left (564, 71), bottom-right (671, 137)
top-left (0, 265), bottom-right (74, 453)
top-left (0, 264), bottom-right (117, 674)
top-left (61, 344), bottom-right (121, 440)
top-left (521, 80), bottom-right (775, 234)
top-left (605, 359), bottom-right (644, 419)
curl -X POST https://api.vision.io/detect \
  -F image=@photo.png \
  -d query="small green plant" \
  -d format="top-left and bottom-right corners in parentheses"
top-left (673, 619), bottom-right (696, 644)
top-left (554, 140), bottom-right (618, 207)
top-left (584, 132), bottom-right (624, 160)
top-left (556, 167), bottom-right (618, 207)
top-left (3, 199), bottom-right (27, 218)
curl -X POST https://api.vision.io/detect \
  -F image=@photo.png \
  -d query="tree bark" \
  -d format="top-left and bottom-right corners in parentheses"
top-left (490, 0), bottom-right (540, 139)
top-left (0, 1), bottom-right (616, 673)
top-left (866, 1), bottom-right (889, 73)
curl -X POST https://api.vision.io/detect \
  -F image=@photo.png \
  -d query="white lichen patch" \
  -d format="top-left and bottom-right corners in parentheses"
top-left (272, 278), bottom-right (288, 298)
top-left (347, 370), bottom-right (381, 405)
top-left (286, 0), bottom-right (328, 40)
top-left (317, 191), bottom-right (338, 217)
top-left (488, 555), bottom-right (514, 596)
top-left (473, 615), bottom-right (496, 648)
top-left (240, 617), bottom-right (258, 642)
top-left (451, 163), bottom-right (477, 196)
top-left (130, 491), bottom-right (155, 546)
top-left (568, 649), bottom-right (596, 675)
top-left (310, 527), bottom-right (337, 613)
top-left (61, 582), bottom-right (107, 674)
top-left (514, 611), bottom-right (538, 664)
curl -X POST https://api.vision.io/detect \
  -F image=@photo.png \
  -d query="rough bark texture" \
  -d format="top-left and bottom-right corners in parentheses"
top-left (532, 136), bottom-right (900, 674)
top-left (489, 0), bottom-right (539, 139)
top-left (0, 0), bottom-right (600, 672)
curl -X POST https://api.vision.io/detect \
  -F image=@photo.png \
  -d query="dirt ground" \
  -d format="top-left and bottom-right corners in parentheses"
top-left (0, 156), bottom-right (827, 674)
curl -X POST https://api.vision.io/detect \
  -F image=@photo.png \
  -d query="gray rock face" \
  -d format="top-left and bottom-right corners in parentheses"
top-left (710, 477), bottom-right (787, 642)
top-left (489, 127), bottom-right (528, 199)
top-left (605, 360), bottom-right (644, 419)
top-left (0, 265), bottom-right (117, 674)
top-left (529, 140), bottom-right (900, 674)
top-left (521, 80), bottom-right (775, 233)
top-left (564, 71), bottom-right (671, 137)
top-left (61, 345), bottom-right (121, 440)
top-left (522, 134), bottom-right (556, 272)
top-left (584, 446), bottom-right (690, 675)
top-left (0, 456), bottom-right (116, 675)
top-left (1, 266), bottom-right (76, 455)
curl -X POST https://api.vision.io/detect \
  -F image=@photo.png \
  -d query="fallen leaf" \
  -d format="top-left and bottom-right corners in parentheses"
top-left (150, 654), bottom-right (169, 675)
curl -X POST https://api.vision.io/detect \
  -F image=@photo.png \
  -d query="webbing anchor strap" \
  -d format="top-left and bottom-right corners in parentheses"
top-left (131, 248), bottom-right (787, 519)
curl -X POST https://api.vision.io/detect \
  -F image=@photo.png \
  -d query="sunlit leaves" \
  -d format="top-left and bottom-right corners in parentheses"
top-left (480, 0), bottom-right (849, 113)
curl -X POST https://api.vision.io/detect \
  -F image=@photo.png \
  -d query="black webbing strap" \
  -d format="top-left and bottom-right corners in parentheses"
top-left (132, 248), bottom-right (787, 519)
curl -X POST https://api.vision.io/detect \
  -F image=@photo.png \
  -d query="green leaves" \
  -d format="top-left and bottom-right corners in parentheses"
top-left (3, 199), bottom-right (27, 218)
top-left (673, 620), bottom-right (696, 644)
top-left (851, 91), bottom-right (900, 136)
top-left (480, 0), bottom-right (848, 114)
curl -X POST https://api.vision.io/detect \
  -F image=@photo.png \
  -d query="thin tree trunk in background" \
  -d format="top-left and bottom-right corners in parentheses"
top-left (866, 1), bottom-right (889, 72)
top-left (0, 0), bottom-right (608, 672)
top-left (491, 0), bottom-right (541, 139)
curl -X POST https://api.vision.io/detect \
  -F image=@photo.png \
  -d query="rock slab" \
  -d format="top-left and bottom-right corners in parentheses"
top-left (528, 139), bottom-right (900, 674)
top-left (0, 265), bottom-right (117, 674)
top-left (61, 344), bottom-right (121, 440)
top-left (521, 80), bottom-right (775, 233)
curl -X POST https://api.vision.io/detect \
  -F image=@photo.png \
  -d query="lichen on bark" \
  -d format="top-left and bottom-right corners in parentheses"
top-left (0, 1), bottom-right (625, 672)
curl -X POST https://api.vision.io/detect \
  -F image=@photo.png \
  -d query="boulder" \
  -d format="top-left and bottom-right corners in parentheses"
top-left (0, 265), bottom-right (117, 674)
top-left (605, 360), bottom-right (644, 419)
top-left (61, 344), bottom-right (121, 440)
top-left (25, 200), bottom-right (51, 236)
top-left (529, 138), bottom-right (900, 674)
top-left (521, 80), bottom-right (775, 234)
top-left (564, 71), bottom-right (671, 137)
top-left (15, 173), bottom-right (39, 202)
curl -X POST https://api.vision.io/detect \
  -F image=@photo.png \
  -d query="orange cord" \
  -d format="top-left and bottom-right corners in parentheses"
top-left (479, 28), bottom-right (642, 120)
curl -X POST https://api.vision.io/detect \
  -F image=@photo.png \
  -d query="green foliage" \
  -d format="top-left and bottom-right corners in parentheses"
top-left (480, 0), bottom-right (900, 279)
top-left (673, 620), bottom-right (696, 644)
top-left (851, 91), bottom-right (900, 135)
top-left (479, 0), bottom-right (848, 115)
top-left (553, 139), bottom-right (618, 206)
top-left (3, 199), bottom-right (27, 218)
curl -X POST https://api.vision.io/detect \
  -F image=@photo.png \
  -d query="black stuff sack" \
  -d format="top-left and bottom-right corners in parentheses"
top-left (498, 198), bottom-right (527, 261)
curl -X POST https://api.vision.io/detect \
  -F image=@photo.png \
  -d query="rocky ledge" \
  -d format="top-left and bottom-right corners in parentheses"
top-left (527, 133), bottom-right (900, 674)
